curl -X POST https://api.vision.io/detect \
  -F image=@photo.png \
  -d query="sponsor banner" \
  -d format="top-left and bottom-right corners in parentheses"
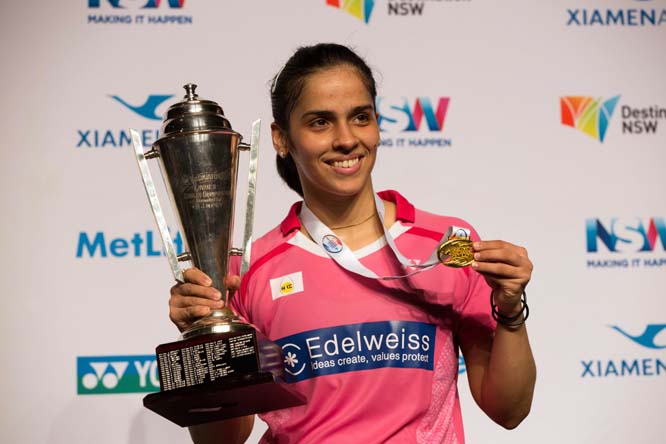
top-left (580, 325), bottom-right (666, 378)
top-left (377, 96), bottom-right (452, 148)
top-left (566, 2), bottom-right (666, 27)
top-left (76, 230), bottom-right (184, 258)
top-left (585, 218), bottom-right (666, 269)
top-left (325, 0), bottom-right (472, 24)
top-left (560, 95), bottom-right (666, 142)
top-left (86, 0), bottom-right (193, 25)
top-left (77, 355), bottom-right (160, 394)
top-left (276, 320), bottom-right (435, 383)
top-left (76, 94), bottom-right (172, 149)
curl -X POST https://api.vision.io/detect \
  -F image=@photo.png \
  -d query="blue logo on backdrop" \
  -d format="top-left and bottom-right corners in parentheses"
top-left (566, 0), bottom-right (666, 27)
top-left (585, 217), bottom-right (666, 269)
top-left (110, 95), bottom-right (173, 120)
top-left (376, 96), bottom-right (452, 149)
top-left (76, 230), bottom-right (184, 258)
top-left (276, 320), bottom-right (435, 383)
top-left (611, 324), bottom-right (666, 350)
top-left (580, 324), bottom-right (666, 378)
top-left (76, 94), bottom-right (170, 149)
top-left (87, 0), bottom-right (192, 25)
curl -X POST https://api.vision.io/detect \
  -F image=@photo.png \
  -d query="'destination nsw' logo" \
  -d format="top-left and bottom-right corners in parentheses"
top-left (77, 355), bottom-right (160, 394)
top-left (560, 96), bottom-right (620, 142)
top-left (326, 0), bottom-right (375, 23)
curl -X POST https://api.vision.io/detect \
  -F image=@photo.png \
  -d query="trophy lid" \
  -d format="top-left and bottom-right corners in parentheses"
top-left (160, 84), bottom-right (233, 136)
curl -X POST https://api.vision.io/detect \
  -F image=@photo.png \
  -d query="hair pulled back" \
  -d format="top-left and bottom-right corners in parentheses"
top-left (270, 43), bottom-right (377, 197)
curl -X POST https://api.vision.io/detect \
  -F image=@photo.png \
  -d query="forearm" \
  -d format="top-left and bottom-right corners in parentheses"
top-left (188, 415), bottom-right (254, 444)
top-left (480, 320), bottom-right (536, 429)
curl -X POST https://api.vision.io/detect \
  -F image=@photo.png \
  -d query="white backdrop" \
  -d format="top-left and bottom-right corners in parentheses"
top-left (1, 1), bottom-right (665, 443)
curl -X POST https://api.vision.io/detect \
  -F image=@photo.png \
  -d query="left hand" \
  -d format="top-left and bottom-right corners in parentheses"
top-left (471, 240), bottom-right (533, 315)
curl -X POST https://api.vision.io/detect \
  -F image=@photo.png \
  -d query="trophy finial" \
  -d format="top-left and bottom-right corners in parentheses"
top-left (183, 83), bottom-right (198, 101)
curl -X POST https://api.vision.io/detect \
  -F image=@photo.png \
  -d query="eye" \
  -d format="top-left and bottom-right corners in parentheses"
top-left (353, 112), bottom-right (372, 125)
top-left (309, 118), bottom-right (329, 129)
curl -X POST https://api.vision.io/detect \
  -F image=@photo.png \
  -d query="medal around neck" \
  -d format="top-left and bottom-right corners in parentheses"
top-left (130, 84), bottom-right (304, 427)
top-left (437, 226), bottom-right (474, 268)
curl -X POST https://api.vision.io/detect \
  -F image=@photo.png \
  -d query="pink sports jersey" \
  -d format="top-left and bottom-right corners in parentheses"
top-left (231, 190), bottom-right (495, 444)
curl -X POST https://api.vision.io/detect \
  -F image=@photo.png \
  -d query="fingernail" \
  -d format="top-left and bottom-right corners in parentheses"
top-left (214, 290), bottom-right (222, 300)
top-left (471, 261), bottom-right (479, 269)
top-left (473, 242), bottom-right (481, 250)
top-left (474, 253), bottom-right (480, 260)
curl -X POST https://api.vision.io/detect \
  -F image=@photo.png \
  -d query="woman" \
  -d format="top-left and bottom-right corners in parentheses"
top-left (170, 43), bottom-right (536, 444)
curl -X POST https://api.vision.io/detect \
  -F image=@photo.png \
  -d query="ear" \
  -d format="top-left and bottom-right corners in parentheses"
top-left (271, 122), bottom-right (288, 158)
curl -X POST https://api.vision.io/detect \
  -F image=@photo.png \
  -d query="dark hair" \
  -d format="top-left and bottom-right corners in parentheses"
top-left (270, 43), bottom-right (378, 197)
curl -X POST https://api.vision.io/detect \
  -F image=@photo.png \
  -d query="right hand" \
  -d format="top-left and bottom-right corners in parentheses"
top-left (169, 268), bottom-right (240, 332)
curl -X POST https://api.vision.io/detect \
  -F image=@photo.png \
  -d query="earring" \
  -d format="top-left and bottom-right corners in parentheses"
top-left (279, 151), bottom-right (287, 158)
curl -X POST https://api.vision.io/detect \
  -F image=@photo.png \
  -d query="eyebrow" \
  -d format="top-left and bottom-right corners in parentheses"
top-left (300, 104), bottom-right (375, 121)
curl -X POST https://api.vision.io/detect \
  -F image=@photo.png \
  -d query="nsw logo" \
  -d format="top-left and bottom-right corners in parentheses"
top-left (77, 355), bottom-right (160, 394)
top-left (585, 218), bottom-right (666, 269)
top-left (377, 96), bottom-right (452, 148)
top-left (560, 96), bottom-right (620, 142)
top-left (89, 0), bottom-right (185, 9)
top-left (586, 218), bottom-right (666, 253)
top-left (87, 0), bottom-right (191, 25)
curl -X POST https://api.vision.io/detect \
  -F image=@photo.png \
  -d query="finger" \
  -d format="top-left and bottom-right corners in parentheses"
top-left (170, 294), bottom-right (225, 310)
top-left (170, 305), bottom-right (213, 327)
top-left (224, 275), bottom-right (241, 292)
top-left (172, 282), bottom-right (222, 301)
top-left (182, 267), bottom-right (213, 286)
top-left (472, 261), bottom-right (530, 281)
top-left (473, 249), bottom-right (525, 267)
top-left (472, 240), bottom-right (515, 252)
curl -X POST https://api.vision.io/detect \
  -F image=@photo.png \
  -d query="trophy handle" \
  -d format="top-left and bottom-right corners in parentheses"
top-left (237, 120), bottom-right (261, 277)
top-left (130, 129), bottom-right (185, 283)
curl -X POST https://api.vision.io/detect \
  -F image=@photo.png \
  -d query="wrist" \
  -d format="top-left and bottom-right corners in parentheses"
top-left (490, 290), bottom-right (529, 327)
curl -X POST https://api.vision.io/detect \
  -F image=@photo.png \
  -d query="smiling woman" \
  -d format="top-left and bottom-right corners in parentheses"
top-left (170, 43), bottom-right (536, 444)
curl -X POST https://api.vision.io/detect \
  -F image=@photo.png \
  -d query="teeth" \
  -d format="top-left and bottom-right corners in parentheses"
top-left (332, 158), bottom-right (360, 168)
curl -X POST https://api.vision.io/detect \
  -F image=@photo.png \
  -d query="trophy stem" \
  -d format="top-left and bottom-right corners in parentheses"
top-left (181, 304), bottom-right (240, 340)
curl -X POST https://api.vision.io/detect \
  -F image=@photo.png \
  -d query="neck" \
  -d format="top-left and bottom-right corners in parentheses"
top-left (300, 185), bottom-right (397, 251)
top-left (302, 184), bottom-right (377, 229)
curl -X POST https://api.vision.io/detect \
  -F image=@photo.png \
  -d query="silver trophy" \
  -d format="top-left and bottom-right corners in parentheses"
top-left (131, 84), bottom-right (304, 427)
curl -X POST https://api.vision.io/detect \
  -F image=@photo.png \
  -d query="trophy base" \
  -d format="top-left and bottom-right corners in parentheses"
top-left (143, 371), bottom-right (305, 427)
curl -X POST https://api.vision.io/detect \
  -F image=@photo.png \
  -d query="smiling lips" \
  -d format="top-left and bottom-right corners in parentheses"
top-left (328, 156), bottom-right (361, 169)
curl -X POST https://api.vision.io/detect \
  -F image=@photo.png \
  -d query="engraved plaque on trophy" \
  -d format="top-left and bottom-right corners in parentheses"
top-left (130, 84), bottom-right (304, 427)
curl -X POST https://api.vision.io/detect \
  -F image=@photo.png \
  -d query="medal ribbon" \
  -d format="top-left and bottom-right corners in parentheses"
top-left (299, 193), bottom-right (471, 280)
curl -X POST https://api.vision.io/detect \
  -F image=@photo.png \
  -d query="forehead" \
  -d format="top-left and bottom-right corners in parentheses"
top-left (294, 66), bottom-right (373, 113)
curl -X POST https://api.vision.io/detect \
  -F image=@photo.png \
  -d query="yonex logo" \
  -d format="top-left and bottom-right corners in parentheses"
top-left (77, 355), bottom-right (160, 394)
top-left (560, 96), bottom-right (621, 142)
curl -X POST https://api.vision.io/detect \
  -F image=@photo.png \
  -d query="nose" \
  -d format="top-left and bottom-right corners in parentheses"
top-left (332, 122), bottom-right (359, 151)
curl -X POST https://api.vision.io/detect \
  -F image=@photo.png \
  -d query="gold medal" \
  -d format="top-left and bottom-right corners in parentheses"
top-left (437, 238), bottom-right (474, 268)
